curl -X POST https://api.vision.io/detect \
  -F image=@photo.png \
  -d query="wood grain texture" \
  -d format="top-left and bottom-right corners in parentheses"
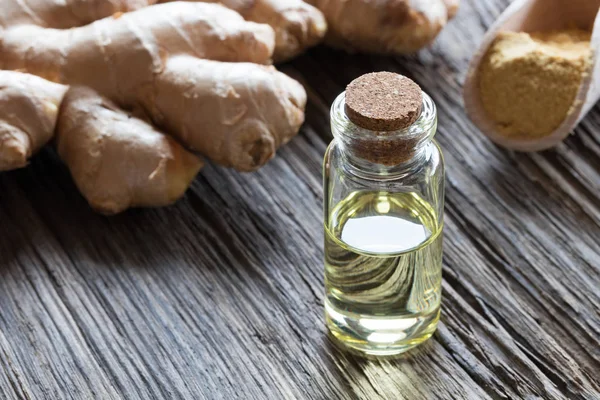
top-left (0, 0), bottom-right (599, 399)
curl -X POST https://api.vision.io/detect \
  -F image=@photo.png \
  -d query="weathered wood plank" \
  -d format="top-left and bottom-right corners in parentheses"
top-left (0, 0), bottom-right (599, 398)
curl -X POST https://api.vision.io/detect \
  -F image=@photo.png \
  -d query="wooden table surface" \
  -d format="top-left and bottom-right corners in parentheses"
top-left (1, 1), bottom-right (599, 399)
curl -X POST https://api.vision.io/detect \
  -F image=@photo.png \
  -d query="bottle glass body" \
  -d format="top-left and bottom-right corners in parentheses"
top-left (323, 92), bottom-right (445, 356)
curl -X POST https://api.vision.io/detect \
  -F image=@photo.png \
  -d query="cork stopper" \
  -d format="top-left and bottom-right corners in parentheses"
top-left (341, 72), bottom-right (425, 165)
top-left (345, 72), bottom-right (423, 131)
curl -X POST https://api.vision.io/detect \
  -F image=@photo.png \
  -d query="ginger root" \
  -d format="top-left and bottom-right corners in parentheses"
top-left (0, 0), bottom-right (309, 213)
top-left (146, 56), bottom-right (306, 170)
top-left (205, 0), bottom-right (327, 62)
top-left (0, 71), bottom-right (67, 171)
top-left (1, 0), bottom-right (325, 62)
top-left (0, 0), bottom-right (156, 29)
top-left (0, 72), bottom-right (203, 214)
top-left (1, 2), bottom-right (306, 172)
top-left (1, 2), bottom-right (276, 83)
top-left (57, 87), bottom-right (203, 214)
top-left (305, 0), bottom-right (459, 54)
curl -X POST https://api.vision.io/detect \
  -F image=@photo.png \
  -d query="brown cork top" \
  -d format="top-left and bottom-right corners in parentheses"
top-left (345, 72), bottom-right (423, 132)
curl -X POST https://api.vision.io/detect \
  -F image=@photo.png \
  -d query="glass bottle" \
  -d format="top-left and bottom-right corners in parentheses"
top-left (323, 73), bottom-right (445, 356)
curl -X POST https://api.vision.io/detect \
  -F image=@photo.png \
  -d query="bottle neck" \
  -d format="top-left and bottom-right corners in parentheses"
top-left (337, 140), bottom-right (434, 178)
top-left (330, 91), bottom-right (438, 177)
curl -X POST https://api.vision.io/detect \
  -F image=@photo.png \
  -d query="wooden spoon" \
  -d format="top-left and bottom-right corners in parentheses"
top-left (463, 0), bottom-right (600, 151)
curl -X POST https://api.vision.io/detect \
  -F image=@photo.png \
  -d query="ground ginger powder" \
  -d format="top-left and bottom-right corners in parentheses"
top-left (478, 30), bottom-right (592, 139)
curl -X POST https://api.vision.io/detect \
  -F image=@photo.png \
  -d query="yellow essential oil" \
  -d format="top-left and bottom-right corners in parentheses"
top-left (325, 191), bottom-right (442, 356)
top-left (323, 73), bottom-right (444, 356)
